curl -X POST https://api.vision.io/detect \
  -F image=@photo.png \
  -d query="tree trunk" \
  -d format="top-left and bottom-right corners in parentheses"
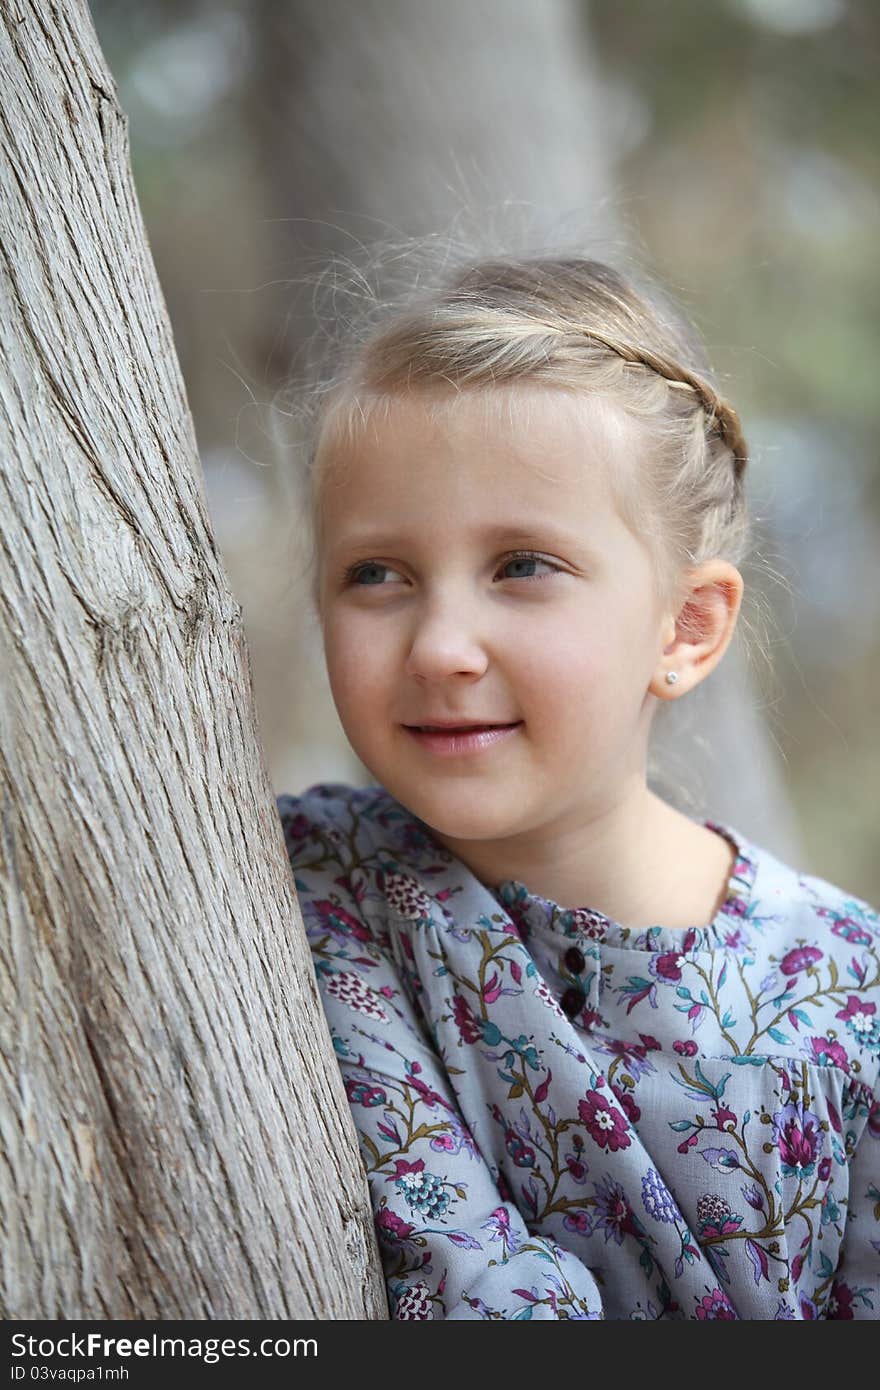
top-left (0, 0), bottom-right (386, 1320)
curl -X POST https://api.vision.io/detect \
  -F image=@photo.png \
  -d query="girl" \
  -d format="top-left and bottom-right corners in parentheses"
top-left (276, 254), bottom-right (879, 1320)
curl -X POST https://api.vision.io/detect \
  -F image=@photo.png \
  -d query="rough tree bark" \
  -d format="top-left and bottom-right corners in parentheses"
top-left (0, 0), bottom-right (386, 1319)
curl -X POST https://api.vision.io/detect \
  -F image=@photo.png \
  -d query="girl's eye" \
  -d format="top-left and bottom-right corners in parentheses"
top-left (345, 562), bottom-right (403, 586)
top-left (497, 552), bottom-right (560, 581)
top-left (344, 551), bottom-right (560, 587)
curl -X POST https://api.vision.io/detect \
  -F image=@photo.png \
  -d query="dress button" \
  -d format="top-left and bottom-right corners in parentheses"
top-left (564, 945), bottom-right (586, 973)
top-left (560, 985), bottom-right (585, 1019)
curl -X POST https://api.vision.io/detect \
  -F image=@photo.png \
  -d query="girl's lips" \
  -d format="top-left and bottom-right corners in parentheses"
top-left (403, 722), bottom-right (523, 758)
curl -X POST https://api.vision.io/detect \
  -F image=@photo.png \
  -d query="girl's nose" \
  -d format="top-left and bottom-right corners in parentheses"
top-left (403, 602), bottom-right (490, 682)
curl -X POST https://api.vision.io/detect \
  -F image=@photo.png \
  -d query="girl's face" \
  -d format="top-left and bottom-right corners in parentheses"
top-left (316, 385), bottom-right (676, 852)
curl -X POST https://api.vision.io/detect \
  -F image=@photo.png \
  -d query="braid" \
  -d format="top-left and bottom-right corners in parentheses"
top-left (571, 329), bottom-right (748, 478)
top-left (447, 259), bottom-right (748, 476)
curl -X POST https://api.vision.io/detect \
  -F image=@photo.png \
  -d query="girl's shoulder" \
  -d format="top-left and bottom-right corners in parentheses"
top-left (276, 780), bottom-right (426, 871)
top-left (277, 779), bottom-right (377, 826)
top-left (739, 826), bottom-right (879, 947)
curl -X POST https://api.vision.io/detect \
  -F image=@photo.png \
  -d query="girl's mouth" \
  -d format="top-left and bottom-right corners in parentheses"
top-left (403, 722), bottom-right (523, 757)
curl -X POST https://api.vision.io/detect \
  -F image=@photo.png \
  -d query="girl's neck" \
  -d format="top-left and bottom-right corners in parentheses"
top-left (431, 786), bottom-right (737, 931)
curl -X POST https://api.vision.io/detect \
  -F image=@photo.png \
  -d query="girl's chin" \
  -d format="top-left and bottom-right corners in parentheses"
top-left (390, 786), bottom-right (528, 845)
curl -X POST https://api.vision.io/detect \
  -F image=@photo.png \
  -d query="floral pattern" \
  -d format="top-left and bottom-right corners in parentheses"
top-left (277, 782), bottom-right (880, 1320)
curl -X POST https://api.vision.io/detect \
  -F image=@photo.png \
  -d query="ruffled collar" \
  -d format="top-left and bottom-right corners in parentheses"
top-left (489, 819), bottom-right (760, 954)
top-left (365, 783), bottom-right (761, 955)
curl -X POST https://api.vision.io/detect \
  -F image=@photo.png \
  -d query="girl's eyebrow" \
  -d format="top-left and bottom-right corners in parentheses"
top-left (329, 521), bottom-right (588, 554)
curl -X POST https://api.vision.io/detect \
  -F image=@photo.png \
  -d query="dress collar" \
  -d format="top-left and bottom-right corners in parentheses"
top-left (366, 784), bottom-right (760, 954)
top-left (489, 819), bottom-right (760, 954)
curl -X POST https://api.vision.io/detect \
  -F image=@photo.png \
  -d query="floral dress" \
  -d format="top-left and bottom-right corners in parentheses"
top-left (276, 782), bottom-right (880, 1320)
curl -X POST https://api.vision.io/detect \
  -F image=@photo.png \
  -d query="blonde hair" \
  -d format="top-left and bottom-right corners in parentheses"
top-left (296, 252), bottom-right (751, 620)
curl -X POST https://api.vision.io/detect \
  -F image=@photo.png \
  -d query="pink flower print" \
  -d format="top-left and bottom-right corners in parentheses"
top-left (818, 1155), bottom-right (832, 1182)
top-left (593, 1173), bottom-right (640, 1245)
top-left (504, 1128), bottom-right (536, 1168)
top-left (806, 1036), bottom-right (850, 1073)
top-left (830, 917), bottom-right (873, 947)
top-left (674, 1039), bottom-right (698, 1057)
top-left (452, 993), bottom-right (482, 1044)
top-left (376, 1206), bottom-right (416, 1248)
top-left (390, 1158), bottom-right (425, 1180)
top-left (325, 970), bottom-right (390, 1022)
top-left (565, 1153), bottom-right (588, 1183)
top-left (835, 994), bottom-right (879, 1049)
top-left (282, 811), bottom-right (311, 843)
top-left (380, 870), bottom-right (435, 922)
top-left (694, 1287), bottom-right (737, 1319)
top-left (394, 1280), bottom-right (434, 1319)
top-left (696, 1193), bottom-right (742, 1239)
top-left (650, 950), bottom-right (687, 983)
top-left (563, 1209), bottom-right (591, 1236)
top-left (712, 1102), bottom-right (737, 1129)
top-left (481, 971), bottom-right (503, 1005)
top-left (533, 977), bottom-right (566, 1019)
top-left (578, 1089), bottom-right (632, 1152)
top-left (827, 1280), bottom-right (855, 1319)
top-left (482, 1206), bottom-right (524, 1255)
top-left (487, 1205), bottom-right (510, 1234)
top-left (595, 1036), bottom-right (657, 1081)
top-left (722, 926), bottom-right (748, 949)
top-left (567, 907), bottom-right (608, 941)
top-left (779, 945), bottom-right (822, 977)
top-left (345, 1078), bottom-right (387, 1107)
top-left (311, 898), bottom-right (372, 942)
top-left (611, 1081), bottom-right (641, 1124)
top-left (409, 1072), bottom-right (449, 1111)
top-left (431, 1134), bottom-right (457, 1153)
top-left (836, 993), bottom-right (876, 1026)
top-left (771, 1100), bottom-right (823, 1177)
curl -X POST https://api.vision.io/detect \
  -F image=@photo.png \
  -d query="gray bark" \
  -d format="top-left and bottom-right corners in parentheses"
top-left (0, 0), bottom-right (385, 1319)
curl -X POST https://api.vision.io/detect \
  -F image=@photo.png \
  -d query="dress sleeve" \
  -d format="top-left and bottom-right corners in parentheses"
top-left (277, 792), bottom-right (604, 1321)
top-left (828, 1089), bottom-right (880, 1319)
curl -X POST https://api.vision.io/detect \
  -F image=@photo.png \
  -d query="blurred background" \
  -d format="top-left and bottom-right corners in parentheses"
top-left (89, 0), bottom-right (879, 904)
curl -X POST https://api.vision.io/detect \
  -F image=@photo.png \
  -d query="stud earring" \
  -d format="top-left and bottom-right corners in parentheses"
top-left (665, 671), bottom-right (679, 686)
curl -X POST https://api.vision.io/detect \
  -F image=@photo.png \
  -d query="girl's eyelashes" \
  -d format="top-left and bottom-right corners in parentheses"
top-left (342, 550), bottom-right (562, 587)
top-left (498, 550), bottom-right (561, 581)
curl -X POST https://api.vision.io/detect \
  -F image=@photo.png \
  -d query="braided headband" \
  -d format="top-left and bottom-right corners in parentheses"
top-left (573, 328), bottom-right (748, 475)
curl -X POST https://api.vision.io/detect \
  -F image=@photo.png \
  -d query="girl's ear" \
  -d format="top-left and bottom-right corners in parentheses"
top-left (649, 561), bottom-right (744, 700)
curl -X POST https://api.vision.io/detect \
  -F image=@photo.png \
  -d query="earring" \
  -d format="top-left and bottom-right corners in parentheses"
top-left (665, 671), bottom-right (679, 685)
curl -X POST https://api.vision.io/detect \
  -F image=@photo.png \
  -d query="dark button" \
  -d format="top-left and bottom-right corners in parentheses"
top-left (564, 946), bottom-right (586, 974)
top-left (560, 986), bottom-right (586, 1019)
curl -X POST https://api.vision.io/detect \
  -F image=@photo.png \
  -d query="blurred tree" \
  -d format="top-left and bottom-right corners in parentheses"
top-left (0, 0), bottom-right (384, 1318)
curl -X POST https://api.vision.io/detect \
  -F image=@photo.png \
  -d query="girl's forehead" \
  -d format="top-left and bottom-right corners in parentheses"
top-left (316, 383), bottom-right (635, 494)
top-left (314, 387), bottom-right (645, 569)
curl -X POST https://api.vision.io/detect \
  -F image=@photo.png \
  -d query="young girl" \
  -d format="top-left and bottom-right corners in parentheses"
top-left (276, 254), bottom-right (879, 1320)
